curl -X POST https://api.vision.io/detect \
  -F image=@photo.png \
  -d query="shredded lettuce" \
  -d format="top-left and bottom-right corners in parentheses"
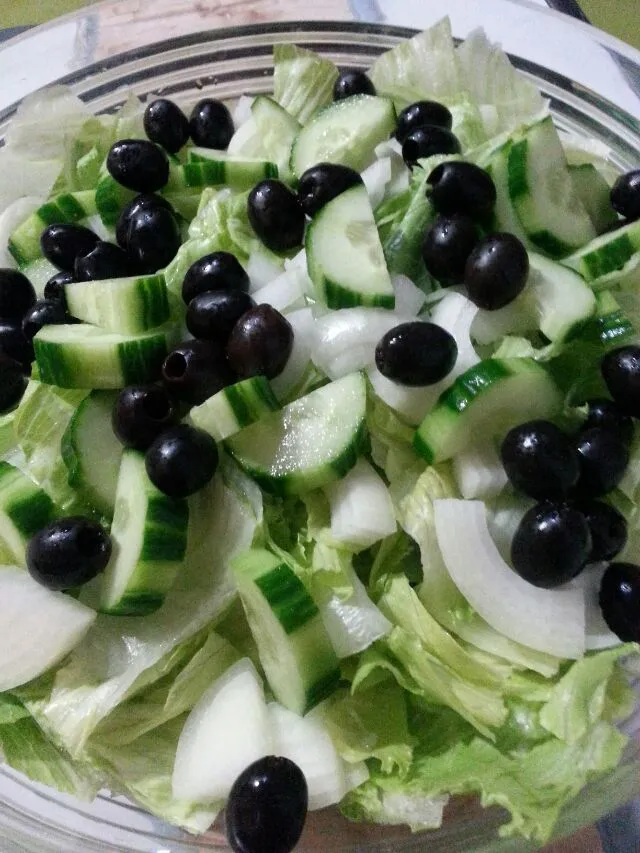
top-left (273, 44), bottom-right (338, 124)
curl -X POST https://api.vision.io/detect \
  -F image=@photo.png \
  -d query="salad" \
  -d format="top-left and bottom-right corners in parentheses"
top-left (0, 15), bottom-right (639, 852)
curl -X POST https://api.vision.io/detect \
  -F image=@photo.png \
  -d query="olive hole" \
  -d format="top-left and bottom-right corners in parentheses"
top-left (164, 352), bottom-right (187, 379)
top-left (143, 392), bottom-right (172, 422)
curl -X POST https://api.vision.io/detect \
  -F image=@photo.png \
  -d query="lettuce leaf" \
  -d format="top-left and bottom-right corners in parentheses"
top-left (273, 44), bottom-right (338, 124)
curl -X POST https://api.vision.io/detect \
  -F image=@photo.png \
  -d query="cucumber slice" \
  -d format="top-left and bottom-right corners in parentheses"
top-left (231, 548), bottom-right (340, 714)
top-left (22, 257), bottom-right (59, 297)
top-left (561, 219), bottom-right (640, 283)
top-left (227, 372), bottom-right (367, 495)
top-left (569, 163), bottom-right (618, 234)
top-left (507, 116), bottom-right (596, 257)
top-left (0, 462), bottom-right (56, 565)
top-left (228, 95), bottom-right (301, 182)
top-left (0, 567), bottom-right (96, 690)
top-left (290, 95), bottom-right (396, 177)
top-left (190, 376), bottom-right (280, 442)
top-left (60, 391), bottom-right (123, 518)
top-left (182, 150), bottom-right (278, 189)
top-left (64, 273), bottom-right (170, 334)
top-left (527, 252), bottom-right (596, 342)
top-left (414, 358), bottom-right (562, 464)
top-left (306, 184), bottom-right (395, 309)
top-left (95, 173), bottom-right (136, 228)
top-left (481, 141), bottom-right (528, 243)
top-left (34, 322), bottom-right (173, 389)
top-left (99, 449), bottom-right (189, 615)
top-left (8, 190), bottom-right (97, 267)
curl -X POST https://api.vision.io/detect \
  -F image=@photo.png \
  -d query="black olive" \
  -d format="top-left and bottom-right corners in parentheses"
top-left (511, 501), bottom-right (592, 588)
top-left (189, 99), bottom-right (234, 150)
top-left (226, 756), bottom-right (308, 853)
top-left (297, 163), bottom-right (363, 218)
top-left (464, 233), bottom-right (529, 310)
top-left (500, 420), bottom-right (580, 501)
top-left (395, 100), bottom-right (453, 143)
top-left (402, 126), bottom-right (461, 167)
top-left (43, 271), bottom-right (73, 308)
top-left (112, 384), bottom-right (177, 450)
top-left (0, 269), bottom-right (36, 320)
top-left (161, 339), bottom-right (235, 405)
top-left (40, 223), bottom-right (99, 272)
top-left (143, 98), bottom-right (190, 154)
top-left (421, 214), bottom-right (480, 286)
top-left (247, 180), bottom-right (305, 253)
top-left (333, 70), bottom-right (376, 101)
top-left (427, 161), bottom-right (497, 221)
top-left (74, 241), bottom-right (133, 281)
top-left (145, 423), bottom-right (218, 498)
top-left (26, 516), bottom-right (112, 590)
top-left (0, 352), bottom-right (28, 413)
top-left (375, 321), bottom-right (457, 386)
top-left (126, 206), bottom-right (181, 274)
top-left (107, 139), bottom-right (170, 193)
top-left (601, 345), bottom-right (640, 418)
top-left (186, 290), bottom-right (255, 343)
top-left (573, 427), bottom-right (629, 498)
top-left (576, 500), bottom-right (628, 562)
top-left (116, 193), bottom-right (175, 250)
top-left (226, 304), bottom-right (293, 380)
top-left (610, 170), bottom-right (640, 222)
top-left (0, 318), bottom-right (34, 365)
top-left (581, 398), bottom-right (634, 446)
top-left (181, 252), bottom-right (250, 304)
top-left (22, 299), bottom-right (67, 343)
top-left (599, 562), bottom-right (640, 641)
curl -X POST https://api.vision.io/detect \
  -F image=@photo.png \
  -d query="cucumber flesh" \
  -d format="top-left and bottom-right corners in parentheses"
top-left (569, 163), bottom-right (618, 234)
top-left (99, 449), bottom-right (189, 615)
top-left (290, 95), bottom-right (396, 177)
top-left (60, 391), bottom-right (123, 518)
top-left (561, 218), bottom-right (640, 283)
top-left (507, 116), bottom-right (596, 257)
top-left (228, 95), bottom-right (301, 183)
top-left (232, 548), bottom-right (340, 714)
top-left (226, 372), bottom-right (368, 495)
top-left (65, 273), bottom-right (170, 335)
top-left (414, 358), bottom-right (562, 464)
top-left (183, 149), bottom-right (278, 189)
top-left (527, 252), bottom-right (596, 342)
top-left (34, 322), bottom-right (173, 389)
top-left (307, 184), bottom-right (395, 310)
top-left (0, 462), bottom-right (56, 565)
top-left (190, 376), bottom-right (280, 442)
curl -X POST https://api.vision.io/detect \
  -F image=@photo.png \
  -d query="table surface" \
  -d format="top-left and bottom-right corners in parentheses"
top-left (0, 2), bottom-right (637, 853)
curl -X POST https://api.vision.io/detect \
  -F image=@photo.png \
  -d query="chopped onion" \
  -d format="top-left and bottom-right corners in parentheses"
top-left (375, 137), bottom-right (403, 159)
top-left (271, 307), bottom-right (315, 401)
top-left (232, 95), bottom-right (255, 128)
top-left (248, 245), bottom-right (284, 290)
top-left (85, 214), bottom-right (113, 243)
top-left (453, 442), bottom-right (508, 500)
top-left (325, 458), bottom-right (397, 550)
top-left (433, 499), bottom-right (585, 659)
top-left (227, 116), bottom-right (258, 156)
top-left (317, 564), bottom-right (393, 659)
top-left (361, 157), bottom-right (392, 210)
top-left (567, 563), bottom-right (622, 651)
top-left (311, 307), bottom-right (413, 380)
top-left (392, 273), bottom-right (426, 316)
top-left (251, 268), bottom-right (306, 313)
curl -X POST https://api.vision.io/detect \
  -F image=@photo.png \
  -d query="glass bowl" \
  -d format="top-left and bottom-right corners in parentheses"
top-left (0, 3), bottom-right (639, 851)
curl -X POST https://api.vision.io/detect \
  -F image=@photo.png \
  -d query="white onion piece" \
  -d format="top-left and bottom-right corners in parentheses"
top-left (311, 308), bottom-right (413, 380)
top-left (284, 249), bottom-right (315, 297)
top-left (0, 196), bottom-right (43, 267)
top-left (367, 366), bottom-right (436, 426)
top-left (232, 95), bottom-right (255, 128)
top-left (325, 458), bottom-right (397, 550)
top-left (433, 499), bottom-right (585, 659)
top-left (392, 273), bottom-right (426, 316)
top-left (453, 443), bottom-right (508, 500)
top-left (486, 492), bottom-right (532, 563)
top-left (248, 246), bottom-right (285, 290)
top-left (268, 703), bottom-right (349, 810)
top-left (271, 307), bottom-right (315, 402)
top-left (172, 658), bottom-right (272, 803)
top-left (430, 291), bottom-right (479, 380)
top-left (375, 138), bottom-right (403, 159)
top-left (317, 565), bottom-right (393, 659)
top-left (252, 268), bottom-right (306, 313)
top-left (361, 157), bottom-right (392, 210)
top-left (85, 214), bottom-right (113, 243)
top-left (567, 564), bottom-right (622, 651)
top-left (227, 116), bottom-right (258, 156)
